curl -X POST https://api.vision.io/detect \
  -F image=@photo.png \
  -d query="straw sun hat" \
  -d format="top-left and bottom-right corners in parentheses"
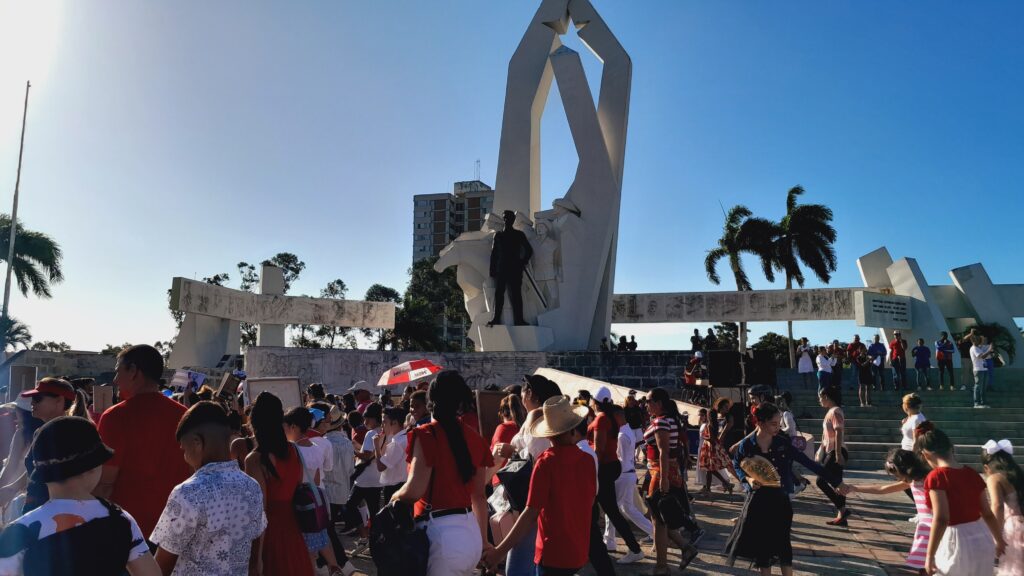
top-left (527, 395), bottom-right (590, 438)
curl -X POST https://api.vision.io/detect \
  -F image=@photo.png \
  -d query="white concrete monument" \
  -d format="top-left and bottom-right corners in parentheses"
top-left (168, 265), bottom-right (396, 369)
top-left (437, 0), bottom-right (631, 352)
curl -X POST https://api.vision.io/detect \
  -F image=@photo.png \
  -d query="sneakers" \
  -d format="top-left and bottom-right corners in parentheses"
top-left (974, 404), bottom-right (990, 409)
top-left (640, 535), bottom-right (654, 544)
top-left (617, 550), bottom-right (644, 564)
top-left (349, 539), bottom-right (369, 557)
top-left (959, 385), bottom-right (967, 391)
top-left (908, 514), bottom-right (920, 523)
top-left (689, 528), bottom-right (706, 546)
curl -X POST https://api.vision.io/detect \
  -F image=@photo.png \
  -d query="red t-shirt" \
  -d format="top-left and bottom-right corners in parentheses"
top-left (406, 421), bottom-right (493, 517)
top-left (459, 412), bottom-right (480, 434)
top-left (587, 413), bottom-right (618, 465)
top-left (527, 444), bottom-right (597, 569)
top-left (490, 422), bottom-right (520, 487)
top-left (97, 392), bottom-right (191, 536)
top-left (924, 466), bottom-right (986, 525)
top-left (351, 425), bottom-right (367, 447)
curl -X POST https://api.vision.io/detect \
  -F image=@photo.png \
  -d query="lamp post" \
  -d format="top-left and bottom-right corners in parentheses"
top-left (2, 81), bottom-right (31, 320)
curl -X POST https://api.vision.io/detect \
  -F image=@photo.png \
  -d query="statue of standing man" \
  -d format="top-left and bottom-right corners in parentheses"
top-left (488, 210), bottom-right (533, 326)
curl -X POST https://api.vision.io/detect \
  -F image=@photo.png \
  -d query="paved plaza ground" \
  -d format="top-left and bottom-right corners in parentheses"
top-left (340, 468), bottom-right (918, 575)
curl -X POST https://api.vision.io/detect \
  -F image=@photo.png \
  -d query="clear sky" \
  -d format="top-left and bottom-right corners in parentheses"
top-left (1, 0), bottom-right (1022, 352)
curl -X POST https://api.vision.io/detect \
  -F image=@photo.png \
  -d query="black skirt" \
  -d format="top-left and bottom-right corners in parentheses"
top-left (723, 486), bottom-right (793, 568)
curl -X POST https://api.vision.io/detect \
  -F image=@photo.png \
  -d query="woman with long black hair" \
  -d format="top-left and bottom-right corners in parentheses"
top-left (393, 370), bottom-right (492, 576)
top-left (643, 387), bottom-right (700, 575)
top-left (727, 402), bottom-right (845, 575)
top-left (243, 392), bottom-right (314, 576)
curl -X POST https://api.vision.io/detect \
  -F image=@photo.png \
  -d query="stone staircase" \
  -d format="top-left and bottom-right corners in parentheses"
top-left (783, 375), bottom-right (1024, 471)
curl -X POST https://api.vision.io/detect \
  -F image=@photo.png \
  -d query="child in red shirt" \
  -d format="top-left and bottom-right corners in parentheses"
top-left (484, 396), bottom-right (596, 575)
top-left (917, 427), bottom-right (1004, 575)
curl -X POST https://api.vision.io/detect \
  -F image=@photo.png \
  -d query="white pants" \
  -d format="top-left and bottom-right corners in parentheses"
top-left (603, 470), bottom-right (654, 547)
top-left (421, 512), bottom-right (482, 576)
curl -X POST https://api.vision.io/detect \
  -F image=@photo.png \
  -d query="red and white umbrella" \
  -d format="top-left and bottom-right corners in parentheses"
top-left (377, 359), bottom-right (443, 388)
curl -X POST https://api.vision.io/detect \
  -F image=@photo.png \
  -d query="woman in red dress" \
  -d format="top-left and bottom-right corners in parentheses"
top-left (244, 392), bottom-right (314, 576)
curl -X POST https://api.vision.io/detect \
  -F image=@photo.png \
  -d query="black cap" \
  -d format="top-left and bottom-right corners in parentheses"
top-left (30, 416), bottom-right (113, 483)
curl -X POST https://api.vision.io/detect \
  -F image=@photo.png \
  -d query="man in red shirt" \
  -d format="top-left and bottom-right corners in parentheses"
top-left (889, 331), bottom-right (909, 391)
top-left (95, 344), bottom-right (191, 538)
top-left (484, 396), bottom-right (597, 574)
top-left (846, 335), bottom-right (866, 390)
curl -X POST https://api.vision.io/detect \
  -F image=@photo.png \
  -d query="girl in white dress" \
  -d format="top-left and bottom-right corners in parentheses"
top-left (982, 439), bottom-right (1024, 576)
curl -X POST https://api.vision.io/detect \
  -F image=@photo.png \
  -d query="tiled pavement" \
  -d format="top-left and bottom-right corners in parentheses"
top-left (340, 469), bottom-right (917, 575)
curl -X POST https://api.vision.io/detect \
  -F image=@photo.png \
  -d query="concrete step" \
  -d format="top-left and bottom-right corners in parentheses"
top-left (798, 407), bottom-right (1024, 418)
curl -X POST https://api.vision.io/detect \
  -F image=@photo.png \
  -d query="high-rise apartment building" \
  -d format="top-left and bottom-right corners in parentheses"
top-left (412, 180), bottom-right (495, 350)
top-left (412, 180), bottom-right (495, 261)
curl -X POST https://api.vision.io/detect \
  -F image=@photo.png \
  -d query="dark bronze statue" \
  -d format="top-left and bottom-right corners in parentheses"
top-left (488, 210), bottom-right (533, 326)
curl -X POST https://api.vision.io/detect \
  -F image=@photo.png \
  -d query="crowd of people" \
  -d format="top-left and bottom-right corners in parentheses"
top-left (0, 342), bottom-right (1020, 575)
top-left (795, 328), bottom-right (1000, 409)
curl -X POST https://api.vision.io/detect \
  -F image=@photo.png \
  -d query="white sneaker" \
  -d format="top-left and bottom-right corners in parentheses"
top-left (959, 385), bottom-right (966, 391)
top-left (617, 550), bottom-right (645, 564)
top-left (908, 514), bottom-right (919, 523)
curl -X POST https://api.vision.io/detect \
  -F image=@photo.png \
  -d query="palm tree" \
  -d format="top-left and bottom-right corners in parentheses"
top-left (0, 214), bottom-right (64, 299)
top-left (0, 316), bottom-right (32, 351)
top-left (705, 205), bottom-right (779, 382)
top-left (771, 186), bottom-right (837, 368)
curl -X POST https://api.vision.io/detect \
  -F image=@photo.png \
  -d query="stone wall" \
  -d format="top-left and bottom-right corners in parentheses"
top-left (245, 347), bottom-right (693, 395)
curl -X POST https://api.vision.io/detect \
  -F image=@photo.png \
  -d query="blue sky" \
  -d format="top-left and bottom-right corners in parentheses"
top-left (0, 1), bottom-right (1022, 352)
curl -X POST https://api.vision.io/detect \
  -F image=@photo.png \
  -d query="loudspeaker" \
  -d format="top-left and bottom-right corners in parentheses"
top-left (707, 351), bottom-right (741, 387)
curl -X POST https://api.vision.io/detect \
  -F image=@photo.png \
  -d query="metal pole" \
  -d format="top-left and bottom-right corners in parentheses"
top-left (3, 81), bottom-right (31, 319)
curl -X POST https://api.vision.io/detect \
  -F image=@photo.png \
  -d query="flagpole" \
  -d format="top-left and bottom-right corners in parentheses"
top-left (3, 81), bottom-right (31, 320)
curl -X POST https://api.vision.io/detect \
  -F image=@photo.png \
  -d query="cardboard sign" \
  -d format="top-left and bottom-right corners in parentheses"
top-left (244, 377), bottom-right (303, 409)
top-left (93, 386), bottom-right (115, 414)
top-left (218, 372), bottom-right (242, 402)
top-left (475, 390), bottom-right (506, 443)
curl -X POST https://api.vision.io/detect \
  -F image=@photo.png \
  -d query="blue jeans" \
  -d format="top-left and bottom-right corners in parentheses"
top-left (891, 358), bottom-right (907, 390)
top-left (817, 371), bottom-right (830, 393)
top-left (870, 362), bottom-right (884, 389)
top-left (915, 367), bottom-right (930, 389)
top-left (973, 371), bottom-right (989, 405)
top-left (506, 524), bottom-right (538, 576)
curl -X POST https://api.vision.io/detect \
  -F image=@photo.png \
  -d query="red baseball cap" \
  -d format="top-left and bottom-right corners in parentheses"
top-left (21, 379), bottom-right (76, 402)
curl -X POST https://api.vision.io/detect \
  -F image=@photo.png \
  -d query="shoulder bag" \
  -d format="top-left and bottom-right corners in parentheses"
top-left (495, 455), bottom-right (533, 512)
top-left (292, 444), bottom-right (330, 533)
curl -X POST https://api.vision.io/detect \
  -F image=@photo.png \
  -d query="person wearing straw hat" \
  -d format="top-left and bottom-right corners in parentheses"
top-left (484, 396), bottom-right (598, 575)
top-left (0, 416), bottom-right (159, 576)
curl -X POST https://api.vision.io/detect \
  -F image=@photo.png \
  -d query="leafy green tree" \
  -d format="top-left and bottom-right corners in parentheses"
top-left (362, 284), bottom-right (402, 350)
top-left (153, 340), bottom-right (173, 360)
top-left (0, 316), bottom-right (32, 351)
top-left (711, 322), bottom-right (740, 352)
top-left (100, 342), bottom-right (132, 356)
top-left (201, 273), bottom-right (230, 286)
top-left (751, 331), bottom-right (797, 368)
top-left (0, 214), bottom-right (64, 299)
top-left (31, 340), bottom-right (71, 352)
top-left (237, 262), bottom-right (260, 348)
top-left (393, 296), bottom-right (446, 351)
top-left (705, 205), bottom-right (778, 381)
top-left (960, 321), bottom-right (1017, 365)
top-left (770, 186), bottom-right (837, 367)
top-left (405, 257), bottom-right (470, 351)
top-left (315, 279), bottom-right (355, 348)
top-left (262, 253), bottom-right (305, 293)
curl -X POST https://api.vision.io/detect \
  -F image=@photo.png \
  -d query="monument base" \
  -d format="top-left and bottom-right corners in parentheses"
top-left (471, 324), bottom-right (554, 352)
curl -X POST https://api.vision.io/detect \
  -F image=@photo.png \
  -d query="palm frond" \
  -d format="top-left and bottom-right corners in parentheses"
top-left (705, 248), bottom-right (727, 285)
top-left (786, 185), bottom-right (805, 215)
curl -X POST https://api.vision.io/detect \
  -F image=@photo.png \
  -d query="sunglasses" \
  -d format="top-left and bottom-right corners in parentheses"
top-left (30, 393), bottom-right (59, 403)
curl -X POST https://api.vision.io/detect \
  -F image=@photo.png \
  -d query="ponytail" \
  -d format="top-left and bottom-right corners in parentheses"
top-left (69, 389), bottom-right (92, 422)
top-left (429, 371), bottom-right (475, 484)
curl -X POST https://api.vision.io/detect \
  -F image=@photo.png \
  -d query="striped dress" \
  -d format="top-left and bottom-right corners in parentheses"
top-left (907, 480), bottom-right (932, 570)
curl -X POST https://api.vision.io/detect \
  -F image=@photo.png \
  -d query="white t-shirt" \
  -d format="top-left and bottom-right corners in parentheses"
top-left (576, 439), bottom-right (599, 481)
top-left (616, 426), bottom-right (636, 473)
top-left (901, 413), bottom-right (927, 451)
top-left (797, 345), bottom-right (815, 374)
top-left (781, 410), bottom-right (798, 436)
top-left (817, 354), bottom-right (832, 373)
top-left (510, 412), bottom-right (552, 460)
top-left (296, 438), bottom-right (333, 489)
top-left (0, 499), bottom-right (150, 575)
top-left (354, 428), bottom-right (383, 488)
top-left (323, 430), bottom-right (355, 506)
top-left (379, 430), bottom-right (409, 487)
top-left (970, 345), bottom-right (990, 372)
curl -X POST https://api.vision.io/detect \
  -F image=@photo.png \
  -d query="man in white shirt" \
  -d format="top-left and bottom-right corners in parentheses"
top-left (346, 404), bottom-right (383, 542)
top-left (603, 412), bottom-right (653, 550)
top-left (970, 336), bottom-right (993, 408)
top-left (375, 408), bottom-right (409, 503)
